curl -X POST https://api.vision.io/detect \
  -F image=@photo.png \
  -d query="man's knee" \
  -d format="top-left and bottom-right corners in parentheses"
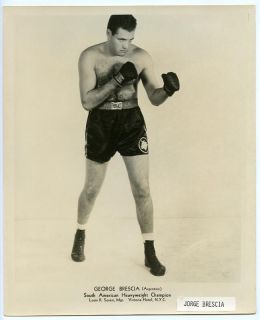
top-left (132, 183), bottom-right (151, 202)
top-left (81, 185), bottom-right (100, 202)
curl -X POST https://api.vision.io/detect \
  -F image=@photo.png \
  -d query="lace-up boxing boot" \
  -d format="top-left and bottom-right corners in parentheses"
top-left (144, 240), bottom-right (166, 276)
top-left (71, 229), bottom-right (85, 262)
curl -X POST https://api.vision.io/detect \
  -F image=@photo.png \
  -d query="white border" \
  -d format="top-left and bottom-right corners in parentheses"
top-left (0, 1), bottom-right (259, 320)
top-left (1, 0), bottom-right (258, 5)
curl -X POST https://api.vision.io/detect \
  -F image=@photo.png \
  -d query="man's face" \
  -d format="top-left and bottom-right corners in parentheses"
top-left (107, 27), bottom-right (135, 56)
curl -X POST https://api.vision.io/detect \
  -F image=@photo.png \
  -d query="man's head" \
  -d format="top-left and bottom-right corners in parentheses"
top-left (107, 15), bottom-right (137, 35)
top-left (106, 15), bottom-right (137, 56)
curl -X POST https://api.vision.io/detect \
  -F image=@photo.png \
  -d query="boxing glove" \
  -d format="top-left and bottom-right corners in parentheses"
top-left (161, 72), bottom-right (180, 96)
top-left (113, 61), bottom-right (138, 87)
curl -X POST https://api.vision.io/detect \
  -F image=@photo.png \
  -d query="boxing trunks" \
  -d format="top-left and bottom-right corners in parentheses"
top-left (85, 101), bottom-right (149, 163)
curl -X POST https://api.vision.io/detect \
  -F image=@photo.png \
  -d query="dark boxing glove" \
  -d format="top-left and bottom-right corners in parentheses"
top-left (161, 72), bottom-right (180, 96)
top-left (113, 61), bottom-right (138, 87)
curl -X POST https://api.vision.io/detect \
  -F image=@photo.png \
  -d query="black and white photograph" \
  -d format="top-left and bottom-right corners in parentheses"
top-left (3, 5), bottom-right (256, 315)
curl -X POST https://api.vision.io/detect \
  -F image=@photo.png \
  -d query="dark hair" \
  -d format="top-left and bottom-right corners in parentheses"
top-left (107, 15), bottom-right (137, 35)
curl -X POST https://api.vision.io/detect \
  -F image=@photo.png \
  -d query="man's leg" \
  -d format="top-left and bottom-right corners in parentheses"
top-left (71, 159), bottom-right (108, 262)
top-left (123, 155), bottom-right (153, 233)
top-left (123, 155), bottom-right (166, 276)
top-left (78, 159), bottom-right (108, 225)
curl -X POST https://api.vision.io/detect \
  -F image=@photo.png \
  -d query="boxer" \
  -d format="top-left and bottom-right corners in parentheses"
top-left (71, 15), bottom-right (180, 276)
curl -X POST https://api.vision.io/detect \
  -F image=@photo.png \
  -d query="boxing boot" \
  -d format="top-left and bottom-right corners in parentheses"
top-left (71, 229), bottom-right (85, 262)
top-left (144, 240), bottom-right (166, 276)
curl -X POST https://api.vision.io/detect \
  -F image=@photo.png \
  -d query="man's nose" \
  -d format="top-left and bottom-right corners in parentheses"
top-left (122, 42), bottom-right (129, 49)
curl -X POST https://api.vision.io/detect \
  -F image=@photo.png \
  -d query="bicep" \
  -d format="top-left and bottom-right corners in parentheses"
top-left (140, 55), bottom-right (160, 97)
top-left (78, 53), bottom-right (96, 100)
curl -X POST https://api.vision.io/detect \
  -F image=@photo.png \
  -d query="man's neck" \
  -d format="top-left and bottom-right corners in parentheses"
top-left (103, 41), bottom-right (115, 57)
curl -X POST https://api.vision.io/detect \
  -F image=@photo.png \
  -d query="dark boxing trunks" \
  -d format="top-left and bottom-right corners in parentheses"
top-left (85, 106), bottom-right (149, 163)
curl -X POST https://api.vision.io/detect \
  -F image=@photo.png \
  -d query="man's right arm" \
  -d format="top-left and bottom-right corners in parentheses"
top-left (78, 50), bottom-right (118, 111)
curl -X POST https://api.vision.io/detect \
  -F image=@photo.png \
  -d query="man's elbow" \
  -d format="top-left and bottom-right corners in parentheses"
top-left (148, 91), bottom-right (163, 106)
top-left (81, 97), bottom-right (92, 111)
top-left (150, 98), bottom-right (161, 107)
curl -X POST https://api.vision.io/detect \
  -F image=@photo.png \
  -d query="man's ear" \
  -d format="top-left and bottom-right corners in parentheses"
top-left (107, 29), bottom-right (112, 40)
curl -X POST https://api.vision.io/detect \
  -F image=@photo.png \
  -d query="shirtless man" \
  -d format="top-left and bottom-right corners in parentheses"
top-left (71, 15), bottom-right (179, 276)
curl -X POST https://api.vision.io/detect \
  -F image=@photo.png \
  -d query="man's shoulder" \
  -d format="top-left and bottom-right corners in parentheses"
top-left (132, 45), bottom-right (152, 67)
top-left (133, 46), bottom-right (151, 62)
top-left (79, 43), bottom-right (105, 61)
top-left (133, 45), bottom-right (151, 58)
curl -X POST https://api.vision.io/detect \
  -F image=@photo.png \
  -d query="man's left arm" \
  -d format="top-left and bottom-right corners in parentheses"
top-left (140, 51), bottom-right (180, 106)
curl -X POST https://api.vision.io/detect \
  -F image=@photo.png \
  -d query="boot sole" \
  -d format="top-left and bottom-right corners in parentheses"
top-left (71, 254), bottom-right (85, 262)
top-left (145, 261), bottom-right (166, 276)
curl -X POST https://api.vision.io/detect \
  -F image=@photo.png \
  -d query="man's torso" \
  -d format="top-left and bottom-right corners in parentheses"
top-left (90, 43), bottom-right (145, 102)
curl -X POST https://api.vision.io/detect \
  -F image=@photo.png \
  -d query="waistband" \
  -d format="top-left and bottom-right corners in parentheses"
top-left (98, 99), bottom-right (138, 110)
